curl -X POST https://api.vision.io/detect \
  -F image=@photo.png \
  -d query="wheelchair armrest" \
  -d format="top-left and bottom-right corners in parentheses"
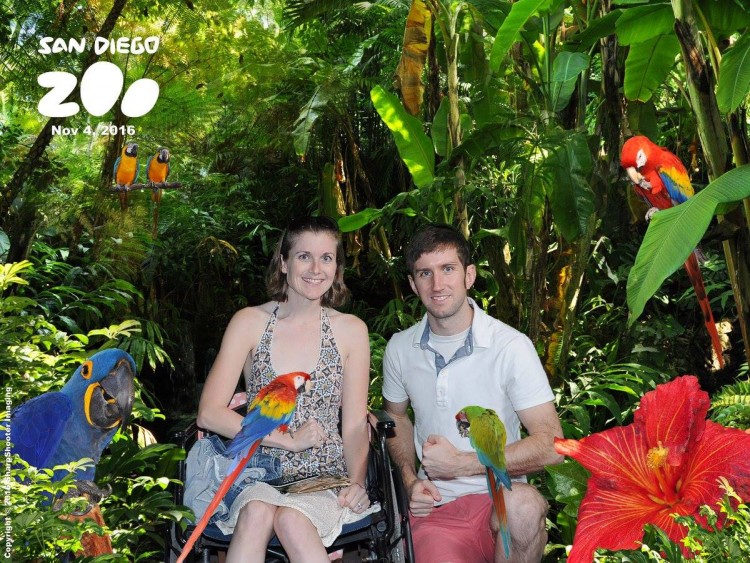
top-left (369, 409), bottom-right (395, 432)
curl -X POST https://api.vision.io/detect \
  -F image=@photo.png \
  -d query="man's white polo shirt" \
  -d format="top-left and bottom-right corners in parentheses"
top-left (382, 298), bottom-right (554, 504)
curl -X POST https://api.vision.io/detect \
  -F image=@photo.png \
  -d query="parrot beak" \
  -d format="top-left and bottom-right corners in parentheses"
top-left (86, 357), bottom-right (135, 430)
top-left (302, 379), bottom-right (313, 394)
top-left (158, 148), bottom-right (170, 162)
top-left (455, 412), bottom-right (470, 438)
top-left (625, 166), bottom-right (643, 186)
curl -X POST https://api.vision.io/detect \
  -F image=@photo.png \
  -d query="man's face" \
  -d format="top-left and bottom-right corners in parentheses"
top-left (408, 246), bottom-right (476, 322)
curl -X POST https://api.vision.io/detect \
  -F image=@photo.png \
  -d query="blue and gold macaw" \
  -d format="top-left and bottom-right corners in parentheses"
top-left (114, 142), bottom-right (139, 209)
top-left (621, 135), bottom-right (724, 368)
top-left (146, 147), bottom-right (170, 203)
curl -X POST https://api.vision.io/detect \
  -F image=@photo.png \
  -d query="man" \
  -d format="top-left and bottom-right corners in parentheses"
top-left (382, 224), bottom-right (563, 562)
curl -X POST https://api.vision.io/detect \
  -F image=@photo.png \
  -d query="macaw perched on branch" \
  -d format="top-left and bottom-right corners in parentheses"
top-left (456, 406), bottom-right (512, 560)
top-left (177, 371), bottom-right (312, 563)
top-left (114, 142), bottom-right (139, 209)
top-left (620, 135), bottom-right (725, 369)
top-left (4, 349), bottom-right (136, 555)
top-left (146, 146), bottom-right (170, 203)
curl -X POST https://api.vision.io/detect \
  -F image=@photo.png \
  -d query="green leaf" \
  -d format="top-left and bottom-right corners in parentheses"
top-left (563, 10), bottom-right (622, 53)
top-left (550, 52), bottom-right (590, 112)
top-left (615, 4), bottom-right (675, 46)
top-left (489, 0), bottom-right (554, 72)
top-left (293, 85), bottom-right (331, 157)
top-left (717, 34), bottom-right (750, 114)
top-left (370, 85), bottom-right (435, 188)
top-left (338, 208), bottom-right (383, 232)
top-left (431, 97), bottom-right (450, 158)
top-left (545, 460), bottom-right (589, 502)
top-left (624, 34), bottom-right (680, 102)
top-left (627, 165), bottom-right (750, 324)
top-left (546, 133), bottom-right (594, 241)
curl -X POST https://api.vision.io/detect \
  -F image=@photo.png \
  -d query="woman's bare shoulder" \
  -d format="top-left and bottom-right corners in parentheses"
top-left (328, 310), bottom-right (369, 342)
top-left (228, 302), bottom-right (276, 331)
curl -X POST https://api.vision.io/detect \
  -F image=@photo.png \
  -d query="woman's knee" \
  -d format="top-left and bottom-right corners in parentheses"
top-left (235, 500), bottom-right (277, 534)
top-left (273, 506), bottom-right (314, 537)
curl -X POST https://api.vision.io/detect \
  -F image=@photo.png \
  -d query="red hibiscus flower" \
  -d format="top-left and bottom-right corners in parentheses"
top-left (554, 375), bottom-right (750, 562)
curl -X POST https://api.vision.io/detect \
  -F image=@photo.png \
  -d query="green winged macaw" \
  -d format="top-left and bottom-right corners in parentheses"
top-left (146, 146), bottom-right (170, 203)
top-left (620, 135), bottom-right (724, 369)
top-left (456, 405), bottom-right (512, 559)
top-left (114, 142), bottom-right (139, 209)
top-left (177, 371), bottom-right (312, 563)
top-left (4, 349), bottom-right (135, 556)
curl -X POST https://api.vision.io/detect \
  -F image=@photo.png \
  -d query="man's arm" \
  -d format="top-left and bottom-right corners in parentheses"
top-left (505, 401), bottom-right (564, 476)
top-left (383, 398), bottom-right (419, 489)
top-left (383, 398), bottom-right (442, 516)
top-left (421, 401), bottom-right (563, 479)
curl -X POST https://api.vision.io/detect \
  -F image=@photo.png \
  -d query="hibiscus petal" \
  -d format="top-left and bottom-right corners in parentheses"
top-left (555, 426), bottom-right (654, 492)
top-left (681, 421), bottom-right (750, 507)
top-left (566, 480), bottom-right (690, 563)
top-left (635, 375), bottom-right (709, 467)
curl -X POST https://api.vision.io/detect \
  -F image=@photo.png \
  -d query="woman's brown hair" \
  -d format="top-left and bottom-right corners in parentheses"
top-left (266, 216), bottom-right (350, 308)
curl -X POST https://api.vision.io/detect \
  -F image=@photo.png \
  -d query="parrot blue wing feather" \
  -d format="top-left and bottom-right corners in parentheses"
top-left (8, 393), bottom-right (72, 468)
top-left (134, 160), bottom-right (140, 183)
top-left (113, 156), bottom-right (121, 180)
top-left (145, 155), bottom-right (154, 181)
top-left (475, 448), bottom-right (512, 490)
top-left (658, 170), bottom-right (689, 205)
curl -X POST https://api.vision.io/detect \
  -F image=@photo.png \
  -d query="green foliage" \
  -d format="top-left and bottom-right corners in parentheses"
top-left (710, 370), bottom-right (750, 429)
top-left (628, 165), bottom-right (750, 325)
top-left (716, 34), bottom-right (750, 114)
top-left (370, 85), bottom-right (435, 189)
top-left (1, 261), bottom-right (189, 559)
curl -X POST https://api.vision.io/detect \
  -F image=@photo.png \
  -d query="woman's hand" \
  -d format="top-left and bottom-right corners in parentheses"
top-left (288, 418), bottom-right (327, 452)
top-left (338, 482), bottom-right (370, 514)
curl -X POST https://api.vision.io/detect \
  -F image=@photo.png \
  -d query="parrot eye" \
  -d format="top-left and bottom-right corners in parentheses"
top-left (80, 360), bottom-right (94, 379)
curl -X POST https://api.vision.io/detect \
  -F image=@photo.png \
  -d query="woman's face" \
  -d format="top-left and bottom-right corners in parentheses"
top-left (281, 231), bottom-right (339, 302)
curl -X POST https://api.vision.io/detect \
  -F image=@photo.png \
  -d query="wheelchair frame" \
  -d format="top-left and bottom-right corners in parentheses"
top-left (164, 403), bottom-right (414, 563)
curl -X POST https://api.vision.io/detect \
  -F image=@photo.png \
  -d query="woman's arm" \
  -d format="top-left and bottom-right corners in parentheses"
top-left (196, 306), bottom-right (317, 451)
top-left (336, 314), bottom-right (371, 508)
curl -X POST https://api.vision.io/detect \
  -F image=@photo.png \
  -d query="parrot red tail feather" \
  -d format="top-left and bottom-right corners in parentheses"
top-left (487, 468), bottom-right (511, 559)
top-left (176, 441), bottom-right (261, 563)
top-left (684, 252), bottom-right (725, 369)
top-left (176, 371), bottom-right (311, 563)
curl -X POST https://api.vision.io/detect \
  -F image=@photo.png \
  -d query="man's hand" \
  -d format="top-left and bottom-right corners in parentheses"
top-left (407, 477), bottom-right (442, 517)
top-left (421, 434), bottom-right (477, 479)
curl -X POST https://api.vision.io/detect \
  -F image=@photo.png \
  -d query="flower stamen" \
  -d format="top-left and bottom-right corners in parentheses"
top-left (647, 441), bottom-right (668, 470)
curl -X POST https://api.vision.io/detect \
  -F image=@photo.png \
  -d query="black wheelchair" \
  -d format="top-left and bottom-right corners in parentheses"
top-left (165, 397), bottom-right (414, 563)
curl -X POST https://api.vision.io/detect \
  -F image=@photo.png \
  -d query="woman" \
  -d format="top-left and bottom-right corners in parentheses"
top-left (197, 216), bottom-right (371, 563)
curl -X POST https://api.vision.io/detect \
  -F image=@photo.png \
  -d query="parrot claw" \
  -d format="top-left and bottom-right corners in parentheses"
top-left (645, 207), bottom-right (659, 222)
top-left (53, 481), bottom-right (113, 515)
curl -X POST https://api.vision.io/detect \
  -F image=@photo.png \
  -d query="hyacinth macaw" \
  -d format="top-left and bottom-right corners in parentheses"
top-left (146, 146), bottom-right (170, 203)
top-left (620, 135), bottom-right (724, 368)
top-left (456, 406), bottom-right (512, 559)
top-left (177, 371), bottom-right (312, 563)
top-left (5, 349), bottom-right (135, 556)
top-left (7, 348), bottom-right (135, 479)
top-left (114, 142), bottom-right (139, 209)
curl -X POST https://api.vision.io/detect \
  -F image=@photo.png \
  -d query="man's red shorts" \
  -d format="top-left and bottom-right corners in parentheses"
top-left (409, 493), bottom-right (496, 562)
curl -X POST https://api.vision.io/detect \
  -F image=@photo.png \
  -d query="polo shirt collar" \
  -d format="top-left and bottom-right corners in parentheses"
top-left (411, 297), bottom-right (491, 350)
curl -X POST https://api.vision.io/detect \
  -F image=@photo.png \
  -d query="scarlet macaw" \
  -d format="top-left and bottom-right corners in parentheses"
top-left (177, 371), bottom-right (312, 563)
top-left (114, 142), bottom-right (139, 209)
top-left (4, 349), bottom-right (136, 555)
top-left (620, 135), bottom-right (724, 368)
top-left (146, 146), bottom-right (170, 203)
top-left (456, 406), bottom-right (512, 559)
